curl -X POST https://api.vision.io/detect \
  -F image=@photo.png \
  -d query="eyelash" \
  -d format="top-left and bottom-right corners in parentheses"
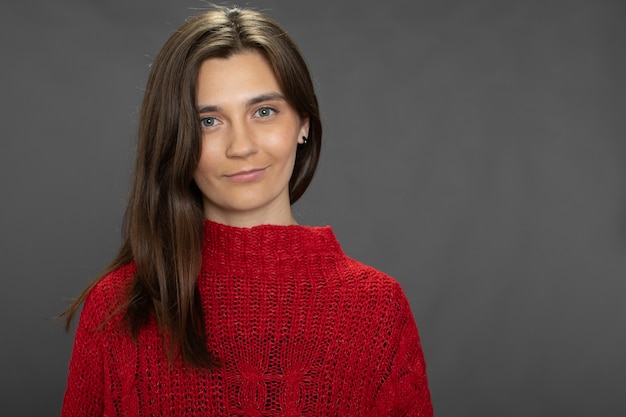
top-left (255, 107), bottom-right (278, 118)
top-left (200, 117), bottom-right (218, 128)
top-left (199, 106), bottom-right (278, 129)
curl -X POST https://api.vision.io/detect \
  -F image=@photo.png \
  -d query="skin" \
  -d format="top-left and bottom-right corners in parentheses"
top-left (194, 51), bottom-right (309, 228)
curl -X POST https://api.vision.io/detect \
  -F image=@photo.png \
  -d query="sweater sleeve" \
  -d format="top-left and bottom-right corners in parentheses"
top-left (61, 288), bottom-right (107, 417)
top-left (376, 283), bottom-right (434, 417)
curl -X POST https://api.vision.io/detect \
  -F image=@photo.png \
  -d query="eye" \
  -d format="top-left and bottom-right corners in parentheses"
top-left (200, 116), bottom-right (219, 128)
top-left (254, 107), bottom-right (277, 118)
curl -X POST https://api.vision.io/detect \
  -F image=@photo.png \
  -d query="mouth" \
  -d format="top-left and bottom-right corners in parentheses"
top-left (225, 167), bottom-right (268, 183)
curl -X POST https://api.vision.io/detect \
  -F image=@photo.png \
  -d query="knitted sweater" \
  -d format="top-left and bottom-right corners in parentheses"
top-left (62, 221), bottom-right (433, 416)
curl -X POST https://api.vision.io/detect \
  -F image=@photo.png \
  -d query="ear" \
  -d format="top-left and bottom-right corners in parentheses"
top-left (297, 117), bottom-right (310, 144)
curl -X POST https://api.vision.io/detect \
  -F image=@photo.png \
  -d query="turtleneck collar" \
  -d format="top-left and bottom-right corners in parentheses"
top-left (201, 220), bottom-right (343, 264)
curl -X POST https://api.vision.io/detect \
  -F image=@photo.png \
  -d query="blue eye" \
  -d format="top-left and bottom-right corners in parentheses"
top-left (200, 117), bottom-right (217, 128)
top-left (255, 107), bottom-right (276, 118)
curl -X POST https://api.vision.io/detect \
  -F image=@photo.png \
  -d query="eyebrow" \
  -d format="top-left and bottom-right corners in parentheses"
top-left (196, 92), bottom-right (286, 114)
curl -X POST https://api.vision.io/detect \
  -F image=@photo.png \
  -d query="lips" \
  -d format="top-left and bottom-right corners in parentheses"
top-left (225, 167), bottom-right (267, 183)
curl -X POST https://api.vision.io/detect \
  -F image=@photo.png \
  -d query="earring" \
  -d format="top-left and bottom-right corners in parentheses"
top-left (301, 136), bottom-right (308, 145)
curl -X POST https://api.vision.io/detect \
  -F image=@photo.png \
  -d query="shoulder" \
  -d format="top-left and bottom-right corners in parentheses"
top-left (79, 263), bottom-right (136, 328)
top-left (342, 257), bottom-right (403, 290)
top-left (338, 256), bottom-right (410, 309)
top-left (87, 263), bottom-right (136, 304)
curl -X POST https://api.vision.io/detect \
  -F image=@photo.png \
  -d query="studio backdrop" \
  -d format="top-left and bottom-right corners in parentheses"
top-left (1, 0), bottom-right (624, 416)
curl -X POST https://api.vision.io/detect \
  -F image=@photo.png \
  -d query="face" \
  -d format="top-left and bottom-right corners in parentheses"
top-left (193, 51), bottom-right (309, 227)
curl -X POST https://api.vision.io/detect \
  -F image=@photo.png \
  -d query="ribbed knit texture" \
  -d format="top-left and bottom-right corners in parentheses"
top-left (62, 221), bottom-right (433, 416)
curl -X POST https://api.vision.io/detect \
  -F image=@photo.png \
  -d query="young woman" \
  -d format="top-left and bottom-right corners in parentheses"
top-left (62, 6), bottom-right (433, 416)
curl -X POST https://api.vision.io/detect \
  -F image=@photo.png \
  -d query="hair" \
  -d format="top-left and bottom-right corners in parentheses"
top-left (61, 5), bottom-right (322, 369)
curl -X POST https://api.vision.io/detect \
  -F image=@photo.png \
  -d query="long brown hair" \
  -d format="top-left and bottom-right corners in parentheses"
top-left (62, 6), bottom-right (322, 369)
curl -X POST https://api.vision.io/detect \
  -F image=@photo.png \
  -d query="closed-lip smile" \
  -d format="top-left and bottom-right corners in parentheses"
top-left (225, 167), bottom-right (267, 183)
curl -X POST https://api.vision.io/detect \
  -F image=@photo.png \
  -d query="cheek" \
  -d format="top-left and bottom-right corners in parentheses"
top-left (194, 146), bottom-right (217, 185)
top-left (267, 123), bottom-right (301, 155)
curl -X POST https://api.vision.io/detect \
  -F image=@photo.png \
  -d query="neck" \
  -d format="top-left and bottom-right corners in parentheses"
top-left (201, 189), bottom-right (298, 228)
top-left (203, 206), bottom-right (297, 228)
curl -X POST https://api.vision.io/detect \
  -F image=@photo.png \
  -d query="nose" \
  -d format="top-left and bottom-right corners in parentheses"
top-left (225, 120), bottom-right (258, 158)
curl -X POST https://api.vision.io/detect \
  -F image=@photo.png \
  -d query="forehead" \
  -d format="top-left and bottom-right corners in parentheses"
top-left (196, 52), bottom-right (282, 104)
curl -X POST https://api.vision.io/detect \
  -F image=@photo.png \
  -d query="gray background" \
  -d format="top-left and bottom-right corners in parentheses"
top-left (1, 0), bottom-right (625, 415)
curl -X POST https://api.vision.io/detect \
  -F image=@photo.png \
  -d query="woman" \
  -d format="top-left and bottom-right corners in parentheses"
top-left (62, 6), bottom-right (433, 416)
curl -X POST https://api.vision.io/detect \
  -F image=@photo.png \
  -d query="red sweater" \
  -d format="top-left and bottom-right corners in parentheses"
top-left (62, 221), bottom-right (433, 416)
